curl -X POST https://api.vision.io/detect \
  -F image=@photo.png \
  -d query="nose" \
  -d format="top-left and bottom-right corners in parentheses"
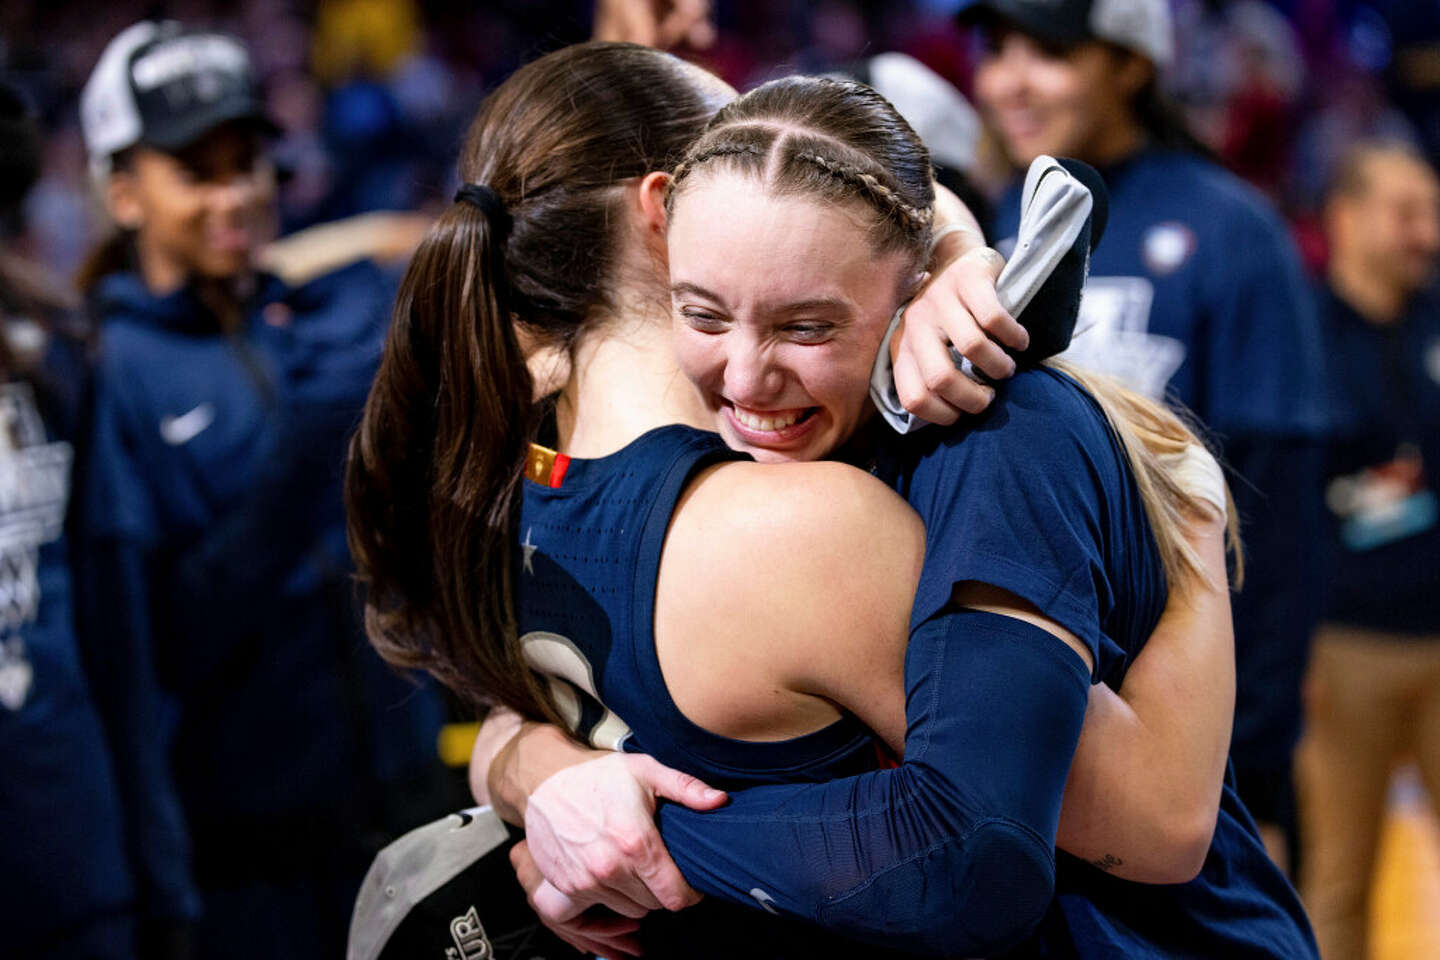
top-left (978, 36), bottom-right (1029, 107)
top-left (723, 332), bottom-right (786, 406)
top-left (208, 172), bottom-right (261, 216)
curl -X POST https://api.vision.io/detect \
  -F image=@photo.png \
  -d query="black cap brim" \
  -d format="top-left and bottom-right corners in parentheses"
top-left (141, 95), bottom-right (280, 153)
top-left (955, 0), bottom-right (1092, 49)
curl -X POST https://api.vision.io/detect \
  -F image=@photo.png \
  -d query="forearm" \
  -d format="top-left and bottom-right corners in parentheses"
top-left (1057, 517), bottom-right (1234, 881)
top-left (478, 712), bottom-right (602, 825)
top-left (656, 609), bottom-right (1088, 956)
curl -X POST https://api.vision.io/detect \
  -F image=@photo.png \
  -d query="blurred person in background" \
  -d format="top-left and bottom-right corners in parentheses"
top-left (959, 0), bottom-right (1329, 875)
top-left (74, 21), bottom-right (447, 959)
top-left (0, 81), bottom-right (138, 960)
top-left (1299, 140), bottom-right (1440, 960)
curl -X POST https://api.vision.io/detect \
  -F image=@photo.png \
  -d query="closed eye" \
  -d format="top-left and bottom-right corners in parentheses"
top-left (679, 307), bottom-right (727, 332)
top-left (784, 322), bottom-right (837, 344)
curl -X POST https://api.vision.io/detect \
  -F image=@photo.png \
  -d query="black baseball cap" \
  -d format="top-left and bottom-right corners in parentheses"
top-left (955, 0), bottom-right (1173, 67)
top-left (80, 21), bottom-right (279, 178)
top-left (348, 807), bottom-right (585, 960)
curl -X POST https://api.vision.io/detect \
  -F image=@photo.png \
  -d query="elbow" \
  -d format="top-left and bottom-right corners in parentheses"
top-left (1124, 803), bottom-right (1218, 885)
top-left (817, 819), bottom-right (1055, 956)
top-left (1160, 805), bottom-right (1218, 884)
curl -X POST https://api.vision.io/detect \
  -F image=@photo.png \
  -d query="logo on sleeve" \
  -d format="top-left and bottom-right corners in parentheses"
top-left (159, 402), bottom-right (216, 446)
top-left (1141, 222), bottom-right (1196, 276)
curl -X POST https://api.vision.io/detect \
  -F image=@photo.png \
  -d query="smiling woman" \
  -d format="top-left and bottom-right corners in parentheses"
top-left (668, 187), bottom-right (912, 461)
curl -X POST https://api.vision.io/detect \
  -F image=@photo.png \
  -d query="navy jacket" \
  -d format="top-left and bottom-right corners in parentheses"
top-left (80, 262), bottom-right (442, 920)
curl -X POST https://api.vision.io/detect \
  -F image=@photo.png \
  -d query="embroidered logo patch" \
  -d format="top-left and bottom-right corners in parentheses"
top-left (445, 906), bottom-right (493, 960)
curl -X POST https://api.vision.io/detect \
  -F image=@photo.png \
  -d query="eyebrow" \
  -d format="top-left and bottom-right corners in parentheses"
top-left (670, 281), bottom-right (853, 316)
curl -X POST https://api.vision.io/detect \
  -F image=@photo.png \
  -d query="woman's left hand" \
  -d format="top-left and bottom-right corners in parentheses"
top-left (892, 243), bottom-right (1025, 423)
top-left (512, 839), bottom-right (645, 959)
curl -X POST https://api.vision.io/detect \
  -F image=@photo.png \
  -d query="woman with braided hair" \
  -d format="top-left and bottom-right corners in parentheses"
top-left (348, 44), bottom-right (1310, 958)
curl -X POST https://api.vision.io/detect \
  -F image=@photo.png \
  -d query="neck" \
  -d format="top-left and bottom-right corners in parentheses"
top-left (556, 299), bottom-right (711, 459)
top-left (137, 237), bottom-right (253, 332)
top-left (1329, 255), bottom-right (1406, 326)
top-left (1085, 123), bottom-right (1144, 169)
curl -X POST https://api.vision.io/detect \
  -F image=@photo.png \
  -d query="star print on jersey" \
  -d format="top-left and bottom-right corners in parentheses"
top-left (520, 527), bottom-right (537, 575)
top-left (1062, 276), bottom-right (1188, 401)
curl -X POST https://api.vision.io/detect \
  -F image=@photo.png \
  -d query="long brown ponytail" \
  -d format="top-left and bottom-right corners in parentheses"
top-left (345, 42), bottom-right (728, 716)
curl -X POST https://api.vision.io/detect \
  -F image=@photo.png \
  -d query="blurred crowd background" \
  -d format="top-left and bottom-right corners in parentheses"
top-left (5, 0), bottom-right (1440, 273)
top-left (3, 1), bottom-right (1439, 958)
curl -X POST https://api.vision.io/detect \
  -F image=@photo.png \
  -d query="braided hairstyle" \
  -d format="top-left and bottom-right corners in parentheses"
top-left (667, 76), bottom-right (935, 269)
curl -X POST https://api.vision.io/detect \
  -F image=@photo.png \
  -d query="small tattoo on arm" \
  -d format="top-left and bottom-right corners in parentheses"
top-left (1090, 853), bottom-right (1124, 872)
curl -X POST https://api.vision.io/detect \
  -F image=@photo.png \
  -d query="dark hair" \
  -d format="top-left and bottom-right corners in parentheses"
top-left (668, 76), bottom-right (935, 270)
top-left (75, 148), bottom-right (138, 296)
top-left (345, 42), bottom-right (728, 717)
top-left (0, 84), bottom-right (41, 236)
top-left (1131, 78), bottom-right (1212, 158)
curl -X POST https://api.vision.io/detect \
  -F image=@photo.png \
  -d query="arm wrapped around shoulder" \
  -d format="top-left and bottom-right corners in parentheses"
top-left (657, 608), bottom-right (1090, 956)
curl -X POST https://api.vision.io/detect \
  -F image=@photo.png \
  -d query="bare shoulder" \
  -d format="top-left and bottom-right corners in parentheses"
top-left (653, 460), bottom-right (921, 746)
top-left (674, 459), bottom-right (921, 554)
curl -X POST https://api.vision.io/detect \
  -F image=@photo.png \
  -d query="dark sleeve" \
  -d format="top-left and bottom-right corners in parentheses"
top-left (1198, 201), bottom-right (1328, 438)
top-left (901, 372), bottom-right (1137, 681)
top-left (76, 357), bottom-right (199, 923)
top-left (1225, 433), bottom-right (1327, 777)
top-left (173, 261), bottom-right (390, 644)
top-left (77, 538), bottom-right (200, 924)
top-left (657, 609), bottom-right (1089, 957)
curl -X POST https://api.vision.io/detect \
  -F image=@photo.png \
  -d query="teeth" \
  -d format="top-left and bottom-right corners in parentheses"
top-left (734, 408), bottom-right (801, 431)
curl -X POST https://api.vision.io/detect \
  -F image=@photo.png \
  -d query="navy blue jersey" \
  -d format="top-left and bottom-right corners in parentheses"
top-left (0, 334), bottom-right (136, 953)
top-left (80, 262), bottom-right (444, 925)
top-left (515, 424), bottom-right (877, 788)
top-left (1317, 284), bottom-right (1440, 634)
top-left (516, 424), bottom-right (911, 958)
top-left (997, 146), bottom-right (1329, 780)
top-left (879, 367), bottom-right (1314, 958)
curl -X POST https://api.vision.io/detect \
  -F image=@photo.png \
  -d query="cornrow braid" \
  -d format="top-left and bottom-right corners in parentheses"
top-left (669, 141), bottom-right (765, 195)
top-left (793, 151), bottom-right (933, 236)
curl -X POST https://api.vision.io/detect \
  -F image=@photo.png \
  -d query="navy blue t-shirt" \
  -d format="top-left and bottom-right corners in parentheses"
top-left (879, 367), bottom-right (1314, 958)
top-left (0, 337), bottom-right (136, 951)
top-left (1317, 284), bottom-right (1440, 634)
top-left (997, 146), bottom-right (1329, 776)
top-left (995, 148), bottom-right (1326, 437)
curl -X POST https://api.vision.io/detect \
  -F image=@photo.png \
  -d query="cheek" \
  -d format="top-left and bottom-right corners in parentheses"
top-left (673, 326), bottom-right (723, 395)
top-left (794, 344), bottom-right (871, 416)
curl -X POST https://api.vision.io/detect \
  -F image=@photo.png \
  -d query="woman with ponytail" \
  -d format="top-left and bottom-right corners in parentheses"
top-left (350, 44), bottom-right (1308, 960)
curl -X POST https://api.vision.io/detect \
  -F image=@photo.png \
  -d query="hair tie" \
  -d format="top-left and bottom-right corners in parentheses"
top-left (454, 182), bottom-right (511, 237)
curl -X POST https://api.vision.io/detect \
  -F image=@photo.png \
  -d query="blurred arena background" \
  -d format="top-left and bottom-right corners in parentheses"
top-left (3, 1), bottom-right (1439, 957)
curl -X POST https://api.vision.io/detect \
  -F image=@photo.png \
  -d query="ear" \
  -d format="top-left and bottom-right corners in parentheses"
top-left (105, 171), bottom-right (144, 231)
top-left (637, 171), bottom-right (671, 236)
